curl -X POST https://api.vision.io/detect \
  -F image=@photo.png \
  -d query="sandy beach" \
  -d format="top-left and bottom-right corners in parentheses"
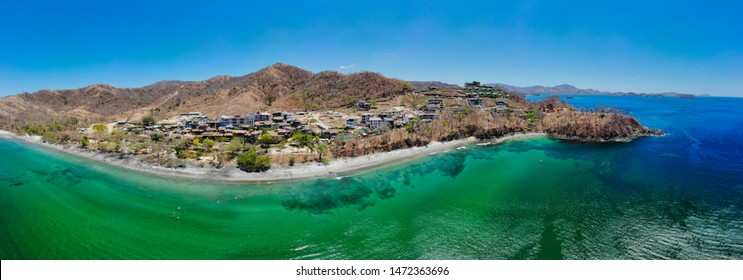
top-left (1, 130), bottom-right (546, 183)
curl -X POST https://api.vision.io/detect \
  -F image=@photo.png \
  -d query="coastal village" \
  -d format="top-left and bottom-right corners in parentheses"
top-left (72, 81), bottom-right (526, 170)
top-left (128, 81), bottom-right (511, 143)
top-left (6, 61), bottom-right (658, 174)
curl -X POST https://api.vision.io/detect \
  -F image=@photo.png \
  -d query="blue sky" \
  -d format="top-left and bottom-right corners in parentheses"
top-left (1, 0), bottom-right (741, 96)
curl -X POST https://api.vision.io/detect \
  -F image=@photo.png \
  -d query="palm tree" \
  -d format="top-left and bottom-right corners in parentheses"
top-left (316, 143), bottom-right (328, 163)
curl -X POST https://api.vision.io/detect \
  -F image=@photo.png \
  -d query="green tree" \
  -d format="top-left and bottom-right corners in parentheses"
top-left (23, 124), bottom-right (44, 135)
top-left (175, 145), bottom-right (189, 159)
top-left (226, 138), bottom-right (246, 155)
top-left (92, 123), bottom-right (107, 140)
top-left (150, 133), bottom-right (163, 142)
top-left (316, 143), bottom-right (328, 163)
top-left (202, 138), bottom-right (215, 149)
top-left (526, 110), bottom-right (539, 125)
top-left (92, 124), bottom-right (106, 133)
top-left (80, 136), bottom-right (90, 148)
top-left (42, 131), bottom-right (58, 143)
top-left (257, 133), bottom-right (276, 149)
top-left (291, 131), bottom-right (316, 148)
top-left (236, 148), bottom-right (271, 172)
top-left (142, 116), bottom-right (156, 127)
top-left (47, 123), bottom-right (63, 132)
top-left (402, 82), bottom-right (413, 92)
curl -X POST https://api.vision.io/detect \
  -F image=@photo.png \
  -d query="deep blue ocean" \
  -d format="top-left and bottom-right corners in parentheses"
top-left (530, 95), bottom-right (743, 185)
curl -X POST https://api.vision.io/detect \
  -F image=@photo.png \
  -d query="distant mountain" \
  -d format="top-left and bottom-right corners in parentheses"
top-left (488, 83), bottom-right (603, 95)
top-left (0, 63), bottom-right (409, 129)
top-left (407, 81), bottom-right (460, 90)
top-left (488, 83), bottom-right (693, 97)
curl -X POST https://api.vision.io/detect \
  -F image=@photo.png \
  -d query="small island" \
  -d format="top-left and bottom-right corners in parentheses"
top-left (0, 64), bottom-right (663, 181)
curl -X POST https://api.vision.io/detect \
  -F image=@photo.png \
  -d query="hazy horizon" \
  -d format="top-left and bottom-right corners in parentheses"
top-left (1, 1), bottom-right (741, 97)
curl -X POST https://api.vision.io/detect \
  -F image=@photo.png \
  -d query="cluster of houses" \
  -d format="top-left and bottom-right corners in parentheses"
top-left (418, 81), bottom-right (511, 111)
top-left (132, 106), bottom-right (421, 142)
top-left (464, 81), bottom-right (508, 99)
top-left (176, 111), bottom-right (303, 141)
top-left (112, 81), bottom-right (515, 143)
top-left (420, 81), bottom-right (513, 117)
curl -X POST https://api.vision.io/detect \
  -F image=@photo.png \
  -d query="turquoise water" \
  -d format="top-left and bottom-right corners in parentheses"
top-left (1, 96), bottom-right (742, 259)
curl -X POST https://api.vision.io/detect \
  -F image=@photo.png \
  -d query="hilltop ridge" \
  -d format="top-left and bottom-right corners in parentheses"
top-left (0, 63), bottom-right (408, 129)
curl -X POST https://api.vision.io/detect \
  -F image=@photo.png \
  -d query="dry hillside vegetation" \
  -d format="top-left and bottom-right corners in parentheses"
top-left (0, 63), bottom-right (663, 172)
top-left (0, 63), bottom-right (408, 130)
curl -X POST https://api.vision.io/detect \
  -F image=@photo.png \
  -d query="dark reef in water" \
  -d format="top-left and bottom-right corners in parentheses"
top-left (281, 177), bottom-right (395, 214)
top-left (279, 152), bottom-right (472, 214)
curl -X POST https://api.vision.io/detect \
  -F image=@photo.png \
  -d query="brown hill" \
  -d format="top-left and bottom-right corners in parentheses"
top-left (0, 63), bottom-right (408, 129)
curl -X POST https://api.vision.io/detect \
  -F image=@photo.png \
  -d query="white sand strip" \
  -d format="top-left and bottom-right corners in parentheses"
top-left (1, 130), bottom-right (546, 183)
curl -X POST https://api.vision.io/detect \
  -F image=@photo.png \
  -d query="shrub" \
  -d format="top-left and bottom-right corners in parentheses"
top-left (92, 124), bottom-right (106, 132)
top-left (526, 110), bottom-right (539, 125)
top-left (291, 131), bottom-right (315, 148)
top-left (236, 148), bottom-right (271, 172)
top-left (42, 131), bottom-right (58, 143)
top-left (24, 124), bottom-right (44, 135)
top-left (47, 123), bottom-right (63, 132)
top-left (202, 138), bottom-right (215, 148)
top-left (257, 133), bottom-right (276, 148)
top-left (150, 133), bottom-right (163, 142)
top-left (92, 124), bottom-right (107, 139)
top-left (80, 136), bottom-right (90, 148)
top-left (175, 145), bottom-right (189, 159)
top-left (402, 82), bottom-right (413, 92)
top-left (226, 138), bottom-right (246, 155)
top-left (57, 132), bottom-right (71, 143)
top-left (142, 115), bottom-right (156, 127)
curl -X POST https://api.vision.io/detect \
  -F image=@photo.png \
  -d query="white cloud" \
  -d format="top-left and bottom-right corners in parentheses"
top-left (338, 64), bottom-right (356, 70)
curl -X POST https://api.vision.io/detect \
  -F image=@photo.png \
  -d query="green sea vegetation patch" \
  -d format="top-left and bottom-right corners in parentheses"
top-left (281, 177), bottom-right (399, 214)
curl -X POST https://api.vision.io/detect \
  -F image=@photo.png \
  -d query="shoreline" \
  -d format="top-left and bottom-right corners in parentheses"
top-left (0, 130), bottom-right (547, 183)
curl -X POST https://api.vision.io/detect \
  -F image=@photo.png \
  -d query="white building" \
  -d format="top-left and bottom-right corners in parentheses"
top-left (369, 117), bottom-right (384, 129)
